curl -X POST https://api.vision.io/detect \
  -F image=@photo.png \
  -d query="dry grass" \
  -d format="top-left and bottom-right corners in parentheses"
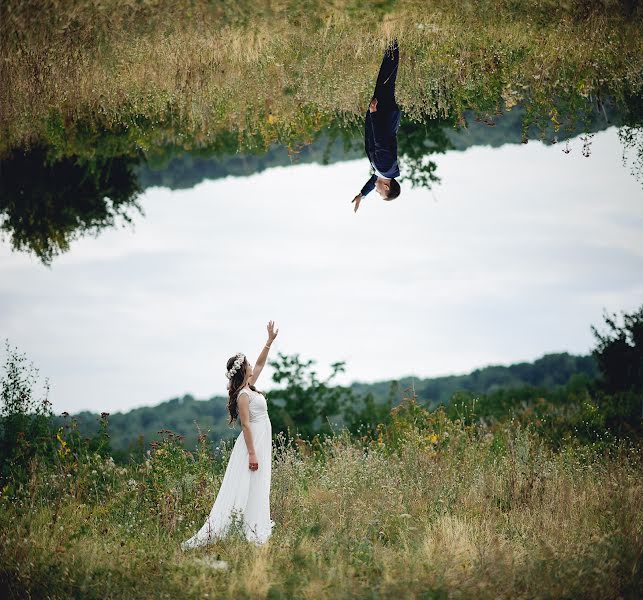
top-left (1, 415), bottom-right (641, 599)
top-left (1, 0), bottom-right (641, 157)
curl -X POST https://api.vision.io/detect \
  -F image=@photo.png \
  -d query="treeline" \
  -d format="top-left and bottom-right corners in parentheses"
top-left (54, 351), bottom-right (596, 460)
top-left (136, 103), bottom-right (620, 192)
top-left (266, 309), bottom-right (641, 448)
top-left (1, 306), bottom-right (641, 477)
top-left (50, 307), bottom-right (637, 460)
top-left (350, 352), bottom-right (598, 406)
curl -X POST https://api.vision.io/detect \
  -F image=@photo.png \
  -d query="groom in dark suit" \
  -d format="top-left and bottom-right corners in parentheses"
top-left (352, 40), bottom-right (401, 213)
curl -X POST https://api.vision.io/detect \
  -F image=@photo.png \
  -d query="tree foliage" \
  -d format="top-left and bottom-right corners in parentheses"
top-left (0, 341), bottom-right (53, 486)
top-left (266, 353), bottom-right (350, 439)
top-left (0, 341), bottom-right (111, 490)
top-left (0, 146), bottom-right (141, 265)
top-left (446, 305), bottom-right (643, 445)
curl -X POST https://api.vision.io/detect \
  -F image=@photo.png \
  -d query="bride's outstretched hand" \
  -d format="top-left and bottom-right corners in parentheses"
top-left (267, 320), bottom-right (279, 344)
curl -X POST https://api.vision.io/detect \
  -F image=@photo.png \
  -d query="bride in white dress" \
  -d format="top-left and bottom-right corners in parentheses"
top-left (181, 321), bottom-right (279, 549)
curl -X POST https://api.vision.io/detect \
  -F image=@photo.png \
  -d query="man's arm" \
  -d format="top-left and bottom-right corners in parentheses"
top-left (352, 174), bottom-right (376, 213)
top-left (353, 99), bottom-right (383, 213)
top-left (360, 174), bottom-right (377, 197)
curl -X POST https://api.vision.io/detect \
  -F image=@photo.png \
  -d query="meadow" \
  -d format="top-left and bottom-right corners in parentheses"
top-left (1, 0), bottom-right (642, 159)
top-left (0, 403), bottom-right (640, 599)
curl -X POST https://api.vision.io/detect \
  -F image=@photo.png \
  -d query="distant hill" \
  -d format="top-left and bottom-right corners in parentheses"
top-left (67, 394), bottom-right (234, 461)
top-left (60, 352), bottom-right (597, 458)
top-left (350, 352), bottom-right (599, 406)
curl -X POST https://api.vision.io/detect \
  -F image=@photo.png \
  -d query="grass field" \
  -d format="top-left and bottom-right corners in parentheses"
top-left (1, 399), bottom-right (640, 599)
top-left (1, 0), bottom-right (641, 157)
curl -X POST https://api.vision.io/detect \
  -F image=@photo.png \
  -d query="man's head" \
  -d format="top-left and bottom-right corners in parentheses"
top-left (376, 177), bottom-right (401, 200)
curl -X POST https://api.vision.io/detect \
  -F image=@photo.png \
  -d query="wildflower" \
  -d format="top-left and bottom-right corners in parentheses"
top-left (56, 430), bottom-right (70, 456)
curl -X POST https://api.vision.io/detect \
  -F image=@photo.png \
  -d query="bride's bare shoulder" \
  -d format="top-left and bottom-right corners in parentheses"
top-left (238, 386), bottom-right (252, 400)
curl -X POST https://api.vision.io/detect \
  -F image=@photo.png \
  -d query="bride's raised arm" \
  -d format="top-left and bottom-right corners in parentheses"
top-left (249, 320), bottom-right (279, 386)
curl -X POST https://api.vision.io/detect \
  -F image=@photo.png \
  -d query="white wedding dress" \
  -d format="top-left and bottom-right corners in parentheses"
top-left (181, 386), bottom-right (275, 549)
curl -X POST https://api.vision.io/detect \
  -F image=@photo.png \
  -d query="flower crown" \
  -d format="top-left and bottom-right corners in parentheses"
top-left (225, 353), bottom-right (246, 380)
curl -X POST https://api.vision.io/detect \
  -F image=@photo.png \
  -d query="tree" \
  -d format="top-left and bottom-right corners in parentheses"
top-left (590, 305), bottom-right (643, 436)
top-left (591, 305), bottom-right (643, 395)
top-left (266, 353), bottom-right (350, 439)
top-left (397, 117), bottom-right (455, 190)
top-left (0, 146), bottom-right (142, 265)
top-left (0, 341), bottom-right (53, 486)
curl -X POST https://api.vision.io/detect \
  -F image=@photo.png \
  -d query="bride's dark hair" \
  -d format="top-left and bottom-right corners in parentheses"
top-left (226, 354), bottom-right (263, 425)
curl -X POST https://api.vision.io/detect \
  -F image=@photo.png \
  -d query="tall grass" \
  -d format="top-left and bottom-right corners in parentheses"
top-left (1, 0), bottom-right (641, 157)
top-left (1, 398), bottom-right (640, 599)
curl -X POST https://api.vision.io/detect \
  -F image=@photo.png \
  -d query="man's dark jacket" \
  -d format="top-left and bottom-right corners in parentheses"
top-left (360, 107), bottom-right (401, 197)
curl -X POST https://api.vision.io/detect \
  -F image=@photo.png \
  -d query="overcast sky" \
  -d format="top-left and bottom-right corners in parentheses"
top-left (1, 127), bottom-right (642, 415)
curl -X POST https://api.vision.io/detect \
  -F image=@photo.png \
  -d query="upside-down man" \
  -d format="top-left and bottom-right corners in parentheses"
top-left (352, 39), bottom-right (401, 213)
